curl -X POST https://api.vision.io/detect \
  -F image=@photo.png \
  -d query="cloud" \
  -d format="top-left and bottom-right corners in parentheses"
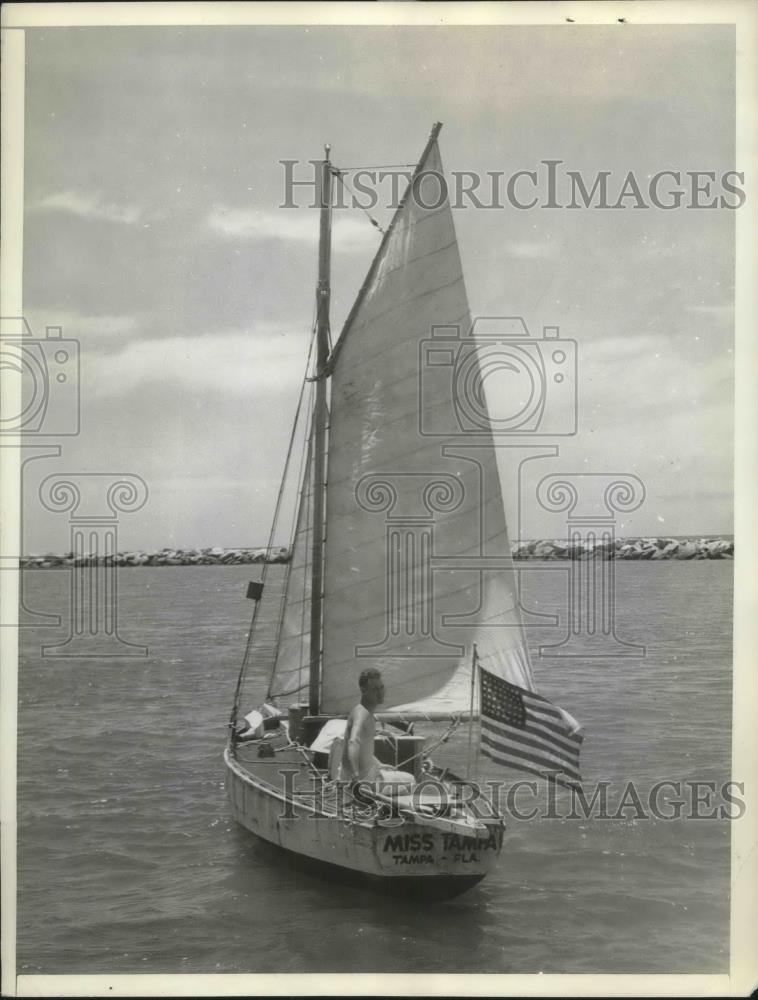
top-left (685, 303), bottom-right (734, 323)
top-left (503, 240), bottom-right (559, 260)
top-left (586, 333), bottom-right (662, 361)
top-left (24, 310), bottom-right (140, 339)
top-left (29, 190), bottom-right (144, 225)
top-left (206, 206), bottom-right (379, 252)
top-left (83, 323), bottom-right (312, 398)
top-left (579, 336), bottom-right (733, 438)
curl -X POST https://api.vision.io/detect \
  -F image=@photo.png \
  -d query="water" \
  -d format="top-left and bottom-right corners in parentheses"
top-left (17, 562), bottom-right (732, 973)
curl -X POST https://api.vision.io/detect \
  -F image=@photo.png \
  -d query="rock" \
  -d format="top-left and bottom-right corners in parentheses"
top-left (653, 541), bottom-right (679, 559)
top-left (674, 543), bottom-right (698, 560)
top-left (592, 538), bottom-right (615, 553)
top-left (533, 541), bottom-right (555, 559)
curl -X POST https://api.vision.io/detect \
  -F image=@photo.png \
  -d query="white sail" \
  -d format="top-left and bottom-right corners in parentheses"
top-left (321, 136), bottom-right (534, 716)
top-left (267, 432), bottom-right (315, 703)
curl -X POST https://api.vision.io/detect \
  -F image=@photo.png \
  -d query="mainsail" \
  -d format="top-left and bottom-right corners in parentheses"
top-left (320, 130), bottom-right (534, 716)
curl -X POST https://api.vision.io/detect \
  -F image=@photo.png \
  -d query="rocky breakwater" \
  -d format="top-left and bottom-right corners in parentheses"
top-left (19, 546), bottom-right (291, 569)
top-left (510, 537), bottom-right (733, 561)
top-left (20, 537), bottom-right (734, 568)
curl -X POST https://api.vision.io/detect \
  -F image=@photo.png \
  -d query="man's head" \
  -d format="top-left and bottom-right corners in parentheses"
top-left (359, 667), bottom-right (385, 709)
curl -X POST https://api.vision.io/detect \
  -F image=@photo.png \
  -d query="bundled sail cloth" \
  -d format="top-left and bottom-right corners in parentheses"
top-left (239, 703), bottom-right (283, 739)
top-left (479, 664), bottom-right (583, 790)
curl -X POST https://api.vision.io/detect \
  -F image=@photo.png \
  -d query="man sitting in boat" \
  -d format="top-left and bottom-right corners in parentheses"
top-left (339, 668), bottom-right (415, 795)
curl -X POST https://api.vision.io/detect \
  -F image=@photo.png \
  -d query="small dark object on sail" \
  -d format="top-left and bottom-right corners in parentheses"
top-left (246, 581), bottom-right (264, 601)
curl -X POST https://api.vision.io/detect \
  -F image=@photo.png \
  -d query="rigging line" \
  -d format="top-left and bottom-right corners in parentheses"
top-left (406, 717), bottom-right (462, 765)
top-left (269, 382), bottom-right (314, 701)
top-left (284, 380), bottom-right (315, 698)
top-left (267, 373), bottom-right (316, 700)
top-left (259, 296), bottom-right (318, 699)
top-left (288, 379), bottom-right (314, 543)
top-left (295, 418), bottom-right (315, 701)
top-left (333, 163), bottom-right (416, 171)
top-left (283, 379), bottom-right (314, 585)
top-left (230, 320), bottom-right (318, 728)
top-left (332, 167), bottom-right (386, 236)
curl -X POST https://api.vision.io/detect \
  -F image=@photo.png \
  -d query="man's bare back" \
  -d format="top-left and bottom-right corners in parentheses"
top-left (341, 702), bottom-right (377, 781)
top-left (337, 668), bottom-right (413, 792)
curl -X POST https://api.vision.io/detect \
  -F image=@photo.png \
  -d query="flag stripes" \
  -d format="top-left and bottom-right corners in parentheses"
top-left (478, 663), bottom-right (584, 789)
top-left (480, 730), bottom-right (583, 786)
top-left (483, 714), bottom-right (582, 764)
top-left (480, 738), bottom-right (582, 788)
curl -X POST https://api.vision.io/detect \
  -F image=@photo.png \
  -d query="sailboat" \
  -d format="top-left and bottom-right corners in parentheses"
top-left (224, 123), bottom-right (580, 898)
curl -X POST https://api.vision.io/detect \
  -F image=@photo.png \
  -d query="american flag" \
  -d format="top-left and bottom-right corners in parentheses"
top-left (479, 664), bottom-right (583, 790)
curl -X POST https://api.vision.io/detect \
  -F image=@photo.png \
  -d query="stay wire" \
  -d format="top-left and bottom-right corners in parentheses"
top-left (269, 383), bottom-right (314, 704)
top-left (333, 163), bottom-right (416, 171)
top-left (332, 166), bottom-right (386, 236)
top-left (229, 318), bottom-right (318, 730)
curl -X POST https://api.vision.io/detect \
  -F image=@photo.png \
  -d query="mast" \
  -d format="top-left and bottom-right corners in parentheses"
top-left (308, 145), bottom-right (332, 715)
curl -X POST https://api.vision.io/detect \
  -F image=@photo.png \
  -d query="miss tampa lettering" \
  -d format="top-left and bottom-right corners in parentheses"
top-left (383, 829), bottom-right (503, 865)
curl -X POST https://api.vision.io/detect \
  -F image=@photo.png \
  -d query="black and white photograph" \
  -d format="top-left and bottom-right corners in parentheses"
top-left (1, 2), bottom-right (756, 996)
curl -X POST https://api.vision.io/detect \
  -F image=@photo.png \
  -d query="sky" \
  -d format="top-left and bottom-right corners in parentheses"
top-left (19, 24), bottom-right (735, 553)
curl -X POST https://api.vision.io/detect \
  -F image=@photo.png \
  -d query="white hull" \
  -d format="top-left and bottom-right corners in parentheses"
top-left (224, 747), bottom-right (504, 897)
